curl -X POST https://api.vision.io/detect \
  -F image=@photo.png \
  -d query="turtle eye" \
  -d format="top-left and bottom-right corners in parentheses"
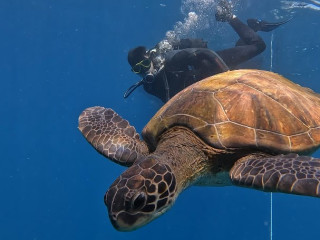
top-left (131, 192), bottom-right (146, 210)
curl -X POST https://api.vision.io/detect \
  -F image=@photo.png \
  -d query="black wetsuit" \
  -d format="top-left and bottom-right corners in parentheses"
top-left (143, 17), bottom-right (266, 103)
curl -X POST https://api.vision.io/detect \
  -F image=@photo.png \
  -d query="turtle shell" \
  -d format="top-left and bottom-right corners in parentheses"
top-left (142, 69), bottom-right (320, 154)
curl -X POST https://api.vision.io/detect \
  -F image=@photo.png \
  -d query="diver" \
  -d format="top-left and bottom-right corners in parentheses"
top-left (125, 0), bottom-right (290, 103)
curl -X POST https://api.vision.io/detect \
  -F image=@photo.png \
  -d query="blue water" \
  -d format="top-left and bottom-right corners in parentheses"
top-left (1, 0), bottom-right (320, 239)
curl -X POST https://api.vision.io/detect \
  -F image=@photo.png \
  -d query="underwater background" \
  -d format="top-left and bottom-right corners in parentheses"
top-left (1, 0), bottom-right (320, 239)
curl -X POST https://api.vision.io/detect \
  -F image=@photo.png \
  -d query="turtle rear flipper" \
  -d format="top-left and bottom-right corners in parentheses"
top-left (230, 153), bottom-right (320, 197)
top-left (78, 106), bottom-right (149, 166)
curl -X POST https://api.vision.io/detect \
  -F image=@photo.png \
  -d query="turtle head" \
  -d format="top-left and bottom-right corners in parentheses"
top-left (104, 157), bottom-right (177, 231)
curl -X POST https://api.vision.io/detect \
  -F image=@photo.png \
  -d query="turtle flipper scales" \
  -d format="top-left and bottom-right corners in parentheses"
top-left (78, 106), bottom-right (149, 166)
top-left (230, 153), bottom-right (320, 197)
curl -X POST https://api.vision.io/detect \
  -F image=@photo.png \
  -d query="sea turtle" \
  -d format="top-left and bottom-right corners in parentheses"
top-left (78, 69), bottom-right (320, 231)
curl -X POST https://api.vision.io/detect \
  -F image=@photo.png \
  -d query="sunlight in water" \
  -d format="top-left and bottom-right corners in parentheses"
top-left (281, 0), bottom-right (320, 11)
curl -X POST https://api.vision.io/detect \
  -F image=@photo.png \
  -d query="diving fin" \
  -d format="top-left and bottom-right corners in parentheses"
top-left (247, 17), bottom-right (292, 32)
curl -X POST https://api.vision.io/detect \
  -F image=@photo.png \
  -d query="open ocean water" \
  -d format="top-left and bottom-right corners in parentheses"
top-left (1, 0), bottom-right (320, 239)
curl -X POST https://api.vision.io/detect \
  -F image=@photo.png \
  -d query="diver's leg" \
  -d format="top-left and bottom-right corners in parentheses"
top-left (214, 1), bottom-right (266, 68)
top-left (216, 44), bottom-right (265, 68)
top-left (215, 17), bottom-right (266, 68)
top-left (215, 0), bottom-right (263, 46)
top-left (229, 17), bottom-right (265, 47)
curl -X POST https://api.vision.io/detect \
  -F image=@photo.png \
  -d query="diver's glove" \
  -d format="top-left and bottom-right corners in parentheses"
top-left (215, 0), bottom-right (234, 22)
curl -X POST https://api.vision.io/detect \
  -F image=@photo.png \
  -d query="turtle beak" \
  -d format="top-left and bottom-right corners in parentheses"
top-left (109, 214), bottom-right (119, 229)
top-left (111, 212), bottom-right (148, 231)
top-left (105, 184), bottom-right (151, 231)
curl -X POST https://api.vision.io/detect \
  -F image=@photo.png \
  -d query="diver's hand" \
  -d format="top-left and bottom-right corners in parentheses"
top-left (215, 0), bottom-right (234, 22)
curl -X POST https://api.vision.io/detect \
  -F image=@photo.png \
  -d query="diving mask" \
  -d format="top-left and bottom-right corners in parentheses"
top-left (131, 59), bottom-right (151, 74)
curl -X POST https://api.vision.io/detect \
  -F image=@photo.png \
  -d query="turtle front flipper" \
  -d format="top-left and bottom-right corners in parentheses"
top-left (230, 153), bottom-right (320, 197)
top-left (78, 106), bottom-right (149, 166)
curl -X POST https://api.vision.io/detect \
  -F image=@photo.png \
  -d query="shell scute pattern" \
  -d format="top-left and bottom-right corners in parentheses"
top-left (143, 70), bottom-right (320, 153)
